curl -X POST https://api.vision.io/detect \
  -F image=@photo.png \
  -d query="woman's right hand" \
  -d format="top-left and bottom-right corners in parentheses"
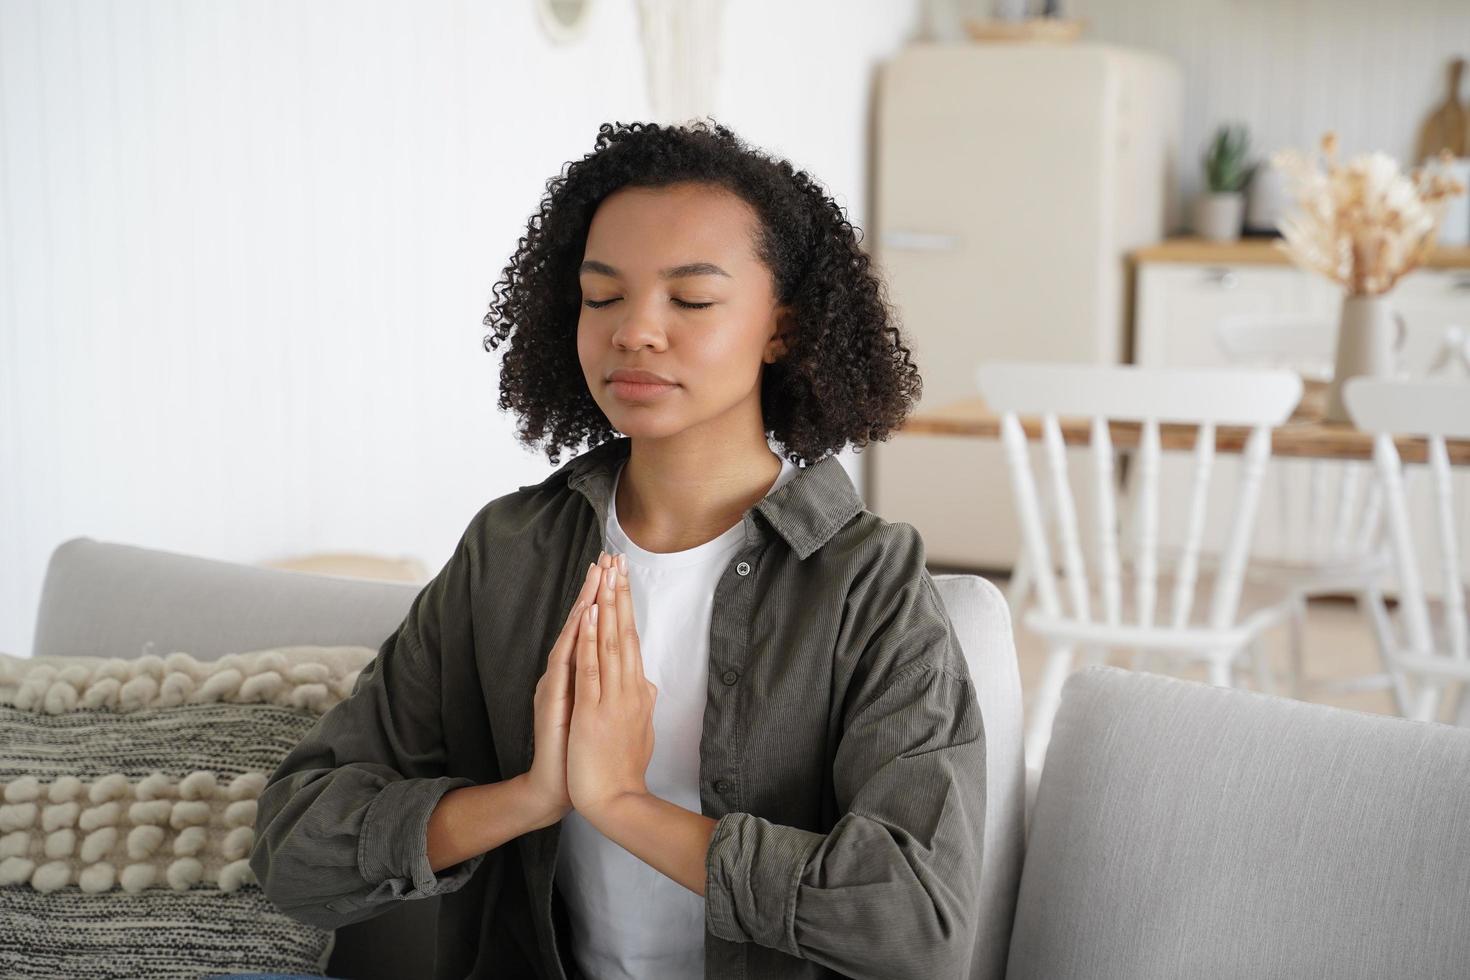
top-left (527, 552), bottom-right (610, 821)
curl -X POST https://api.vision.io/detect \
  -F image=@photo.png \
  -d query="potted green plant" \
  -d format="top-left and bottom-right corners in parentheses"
top-left (1195, 123), bottom-right (1257, 242)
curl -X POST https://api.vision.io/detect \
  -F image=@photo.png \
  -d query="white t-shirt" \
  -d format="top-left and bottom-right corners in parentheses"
top-left (554, 452), bottom-right (799, 980)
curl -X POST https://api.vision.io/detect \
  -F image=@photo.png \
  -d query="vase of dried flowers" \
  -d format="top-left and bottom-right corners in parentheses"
top-left (1271, 132), bottom-right (1467, 422)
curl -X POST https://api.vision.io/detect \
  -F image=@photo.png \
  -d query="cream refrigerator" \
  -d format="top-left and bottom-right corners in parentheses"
top-left (866, 41), bottom-right (1183, 570)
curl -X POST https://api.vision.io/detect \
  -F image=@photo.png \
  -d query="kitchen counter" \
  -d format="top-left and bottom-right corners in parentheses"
top-left (1131, 235), bottom-right (1470, 269)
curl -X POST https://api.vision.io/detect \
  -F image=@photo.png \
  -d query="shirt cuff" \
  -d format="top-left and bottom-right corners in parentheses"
top-left (359, 775), bottom-right (482, 898)
top-left (704, 810), bottom-right (825, 955)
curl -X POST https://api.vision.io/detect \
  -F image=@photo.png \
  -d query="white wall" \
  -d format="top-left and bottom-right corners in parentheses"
top-left (0, 0), bottom-right (924, 656)
top-left (1065, 0), bottom-right (1470, 214)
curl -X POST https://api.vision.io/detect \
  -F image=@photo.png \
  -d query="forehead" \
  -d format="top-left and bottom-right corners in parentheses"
top-left (583, 183), bottom-right (762, 269)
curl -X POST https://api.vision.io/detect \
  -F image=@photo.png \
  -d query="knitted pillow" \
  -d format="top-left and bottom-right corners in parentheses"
top-left (0, 646), bottom-right (377, 980)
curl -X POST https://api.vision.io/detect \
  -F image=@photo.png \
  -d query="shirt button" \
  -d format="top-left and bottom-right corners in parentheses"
top-left (721, 669), bottom-right (739, 686)
top-left (714, 779), bottom-right (730, 795)
top-left (736, 561), bottom-right (750, 576)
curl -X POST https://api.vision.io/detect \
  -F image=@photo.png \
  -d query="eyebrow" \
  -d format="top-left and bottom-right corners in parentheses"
top-left (578, 260), bottom-right (733, 280)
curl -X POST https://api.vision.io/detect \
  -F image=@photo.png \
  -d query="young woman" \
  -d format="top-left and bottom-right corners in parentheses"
top-left (252, 120), bottom-right (986, 980)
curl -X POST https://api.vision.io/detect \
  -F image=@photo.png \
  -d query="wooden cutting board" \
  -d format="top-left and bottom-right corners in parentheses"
top-left (1417, 57), bottom-right (1468, 163)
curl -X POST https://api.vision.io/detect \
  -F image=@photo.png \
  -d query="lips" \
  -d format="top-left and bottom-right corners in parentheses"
top-left (607, 369), bottom-right (676, 385)
top-left (606, 371), bottom-right (678, 403)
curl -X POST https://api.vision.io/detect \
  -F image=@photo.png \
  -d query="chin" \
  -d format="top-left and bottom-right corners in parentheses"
top-left (607, 414), bottom-right (682, 439)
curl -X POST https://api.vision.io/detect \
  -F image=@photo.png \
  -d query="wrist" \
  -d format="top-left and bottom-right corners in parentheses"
top-left (578, 789), bottom-right (651, 835)
top-left (514, 774), bottom-right (571, 830)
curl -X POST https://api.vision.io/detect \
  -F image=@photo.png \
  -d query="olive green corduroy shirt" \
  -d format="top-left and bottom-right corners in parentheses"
top-left (250, 434), bottom-right (987, 979)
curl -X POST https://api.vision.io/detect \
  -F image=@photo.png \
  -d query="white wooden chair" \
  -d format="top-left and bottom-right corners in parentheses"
top-left (1343, 377), bottom-right (1470, 726)
top-left (1213, 314), bottom-right (1412, 715)
top-left (976, 361), bottom-right (1304, 770)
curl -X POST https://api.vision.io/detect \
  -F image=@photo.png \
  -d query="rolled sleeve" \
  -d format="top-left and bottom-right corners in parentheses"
top-left (251, 516), bottom-right (492, 928)
top-left (359, 774), bottom-right (485, 899)
top-left (704, 810), bottom-right (824, 954)
top-left (704, 661), bottom-right (986, 980)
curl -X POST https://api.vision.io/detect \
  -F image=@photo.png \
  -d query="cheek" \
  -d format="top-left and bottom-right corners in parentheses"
top-left (575, 320), bottom-right (596, 366)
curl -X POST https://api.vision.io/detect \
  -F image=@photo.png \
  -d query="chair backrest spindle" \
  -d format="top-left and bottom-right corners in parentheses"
top-left (1170, 422), bottom-right (1215, 630)
top-left (1042, 414), bottom-right (1092, 623)
top-left (1209, 426), bottom-right (1273, 630)
top-left (999, 412), bottom-right (1063, 621)
top-left (1092, 417), bottom-right (1124, 628)
top-left (1134, 419), bottom-right (1161, 629)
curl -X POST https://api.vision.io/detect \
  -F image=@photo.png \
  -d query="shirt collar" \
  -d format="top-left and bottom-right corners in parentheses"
top-left (518, 435), bottom-right (865, 560)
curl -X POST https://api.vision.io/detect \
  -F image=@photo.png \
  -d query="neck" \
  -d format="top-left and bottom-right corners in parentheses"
top-left (615, 432), bottom-right (783, 554)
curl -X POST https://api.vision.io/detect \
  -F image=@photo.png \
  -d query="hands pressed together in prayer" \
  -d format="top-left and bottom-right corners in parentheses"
top-left (524, 550), bottom-right (717, 896)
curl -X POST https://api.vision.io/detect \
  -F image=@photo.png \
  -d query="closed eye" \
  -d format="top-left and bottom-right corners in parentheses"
top-left (583, 298), bottom-right (714, 310)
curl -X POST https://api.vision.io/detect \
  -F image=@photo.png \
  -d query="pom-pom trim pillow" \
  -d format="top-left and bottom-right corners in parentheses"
top-left (0, 646), bottom-right (376, 980)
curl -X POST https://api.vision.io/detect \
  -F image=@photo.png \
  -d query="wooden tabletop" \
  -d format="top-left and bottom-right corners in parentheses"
top-left (1129, 236), bottom-right (1470, 270)
top-left (901, 380), bottom-right (1470, 466)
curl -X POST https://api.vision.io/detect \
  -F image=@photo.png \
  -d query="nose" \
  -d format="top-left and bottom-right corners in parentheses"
top-left (609, 298), bottom-right (669, 351)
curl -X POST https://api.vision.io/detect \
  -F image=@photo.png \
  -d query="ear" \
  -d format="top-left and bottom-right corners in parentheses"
top-left (764, 306), bottom-right (796, 364)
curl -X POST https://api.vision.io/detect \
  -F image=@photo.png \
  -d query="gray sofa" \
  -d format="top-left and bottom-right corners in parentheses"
top-left (26, 535), bottom-right (1470, 979)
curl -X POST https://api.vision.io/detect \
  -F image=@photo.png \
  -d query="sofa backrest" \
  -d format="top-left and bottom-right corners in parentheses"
top-left (1007, 664), bottom-right (1470, 979)
top-left (32, 536), bottom-right (420, 662)
top-left (32, 537), bottom-right (1027, 980)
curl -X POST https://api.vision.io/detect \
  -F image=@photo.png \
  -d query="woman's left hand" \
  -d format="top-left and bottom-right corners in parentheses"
top-left (567, 552), bottom-right (657, 823)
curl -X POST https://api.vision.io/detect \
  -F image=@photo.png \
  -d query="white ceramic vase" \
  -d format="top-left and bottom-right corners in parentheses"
top-left (1194, 192), bottom-right (1244, 243)
top-left (1325, 292), bottom-right (1407, 424)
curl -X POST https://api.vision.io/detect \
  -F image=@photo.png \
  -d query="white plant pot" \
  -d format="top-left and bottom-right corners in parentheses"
top-left (1194, 192), bottom-right (1244, 243)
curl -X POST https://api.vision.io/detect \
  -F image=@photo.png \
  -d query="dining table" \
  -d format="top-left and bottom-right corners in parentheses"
top-left (898, 378), bottom-right (1470, 465)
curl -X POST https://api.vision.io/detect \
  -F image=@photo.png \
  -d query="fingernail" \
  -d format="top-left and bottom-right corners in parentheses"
top-left (616, 554), bottom-right (627, 574)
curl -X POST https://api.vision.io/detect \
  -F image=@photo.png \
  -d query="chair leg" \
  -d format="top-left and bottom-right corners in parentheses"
top-left (1287, 596), bottom-right (1307, 700)
top-left (1450, 681), bottom-right (1470, 727)
top-left (1357, 587), bottom-right (1413, 718)
top-left (1024, 643), bottom-right (1076, 773)
top-left (1006, 549), bottom-right (1032, 614)
top-left (1250, 636), bottom-right (1276, 695)
top-left (1411, 679), bottom-right (1444, 724)
top-left (1446, 681), bottom-right (1470, 728)
top-left (1207, 649), bottom-right (1236, 688)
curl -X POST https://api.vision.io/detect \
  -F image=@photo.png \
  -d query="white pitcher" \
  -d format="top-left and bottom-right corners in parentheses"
top-left (1325, 292), bottom-right (1407, 423)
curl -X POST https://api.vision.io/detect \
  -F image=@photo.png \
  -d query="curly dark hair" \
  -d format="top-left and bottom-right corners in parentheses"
top-left (482, 118), bottom-right (923, 468)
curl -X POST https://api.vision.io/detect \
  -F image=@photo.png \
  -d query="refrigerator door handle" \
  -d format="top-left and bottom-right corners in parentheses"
top-left (880, 230), bottom-right (964, 251)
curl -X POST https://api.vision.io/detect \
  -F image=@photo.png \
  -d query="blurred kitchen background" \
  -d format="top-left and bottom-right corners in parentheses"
top-left (2, 0), bottom-right (1468, 672)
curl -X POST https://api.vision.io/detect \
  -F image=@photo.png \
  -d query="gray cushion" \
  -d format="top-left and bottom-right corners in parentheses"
top-left (1008, 665), bottom-right (1470, 980)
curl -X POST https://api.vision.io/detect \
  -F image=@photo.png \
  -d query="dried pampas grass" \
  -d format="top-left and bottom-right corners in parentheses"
top-left (1271, 132), bottom-right (1466, 296)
